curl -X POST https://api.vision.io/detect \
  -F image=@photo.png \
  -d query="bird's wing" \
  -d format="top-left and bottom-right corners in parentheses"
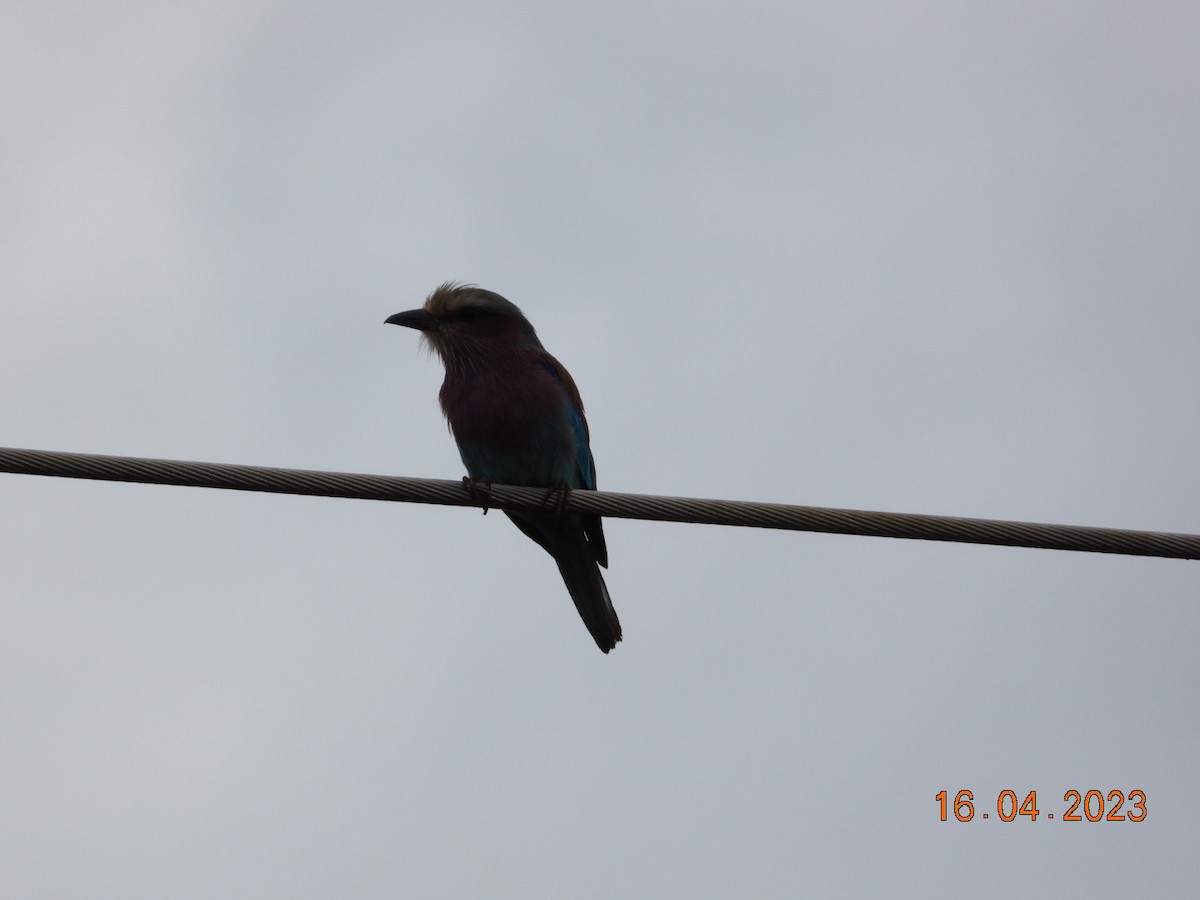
top-left (536, 354), bottom-right (596, 490)
top-left (536, 354), bottom-right (607, 567)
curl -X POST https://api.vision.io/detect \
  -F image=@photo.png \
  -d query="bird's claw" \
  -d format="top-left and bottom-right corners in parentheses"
top-left (541, 484), bottom-right (573, 513)
top-left (463, 476), bottom-right (492, 514)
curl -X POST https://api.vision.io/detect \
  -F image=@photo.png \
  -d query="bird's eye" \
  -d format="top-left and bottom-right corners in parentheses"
top-left (454, 308), bottom-right (491, 322)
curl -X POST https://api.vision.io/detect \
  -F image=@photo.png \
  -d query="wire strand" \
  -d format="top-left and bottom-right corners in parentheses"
top-left (1, 445), bottom-right (1196, 560)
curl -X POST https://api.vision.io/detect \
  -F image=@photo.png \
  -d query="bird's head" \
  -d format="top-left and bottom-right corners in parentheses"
top-left (385, 282), bottom-right (542, 368)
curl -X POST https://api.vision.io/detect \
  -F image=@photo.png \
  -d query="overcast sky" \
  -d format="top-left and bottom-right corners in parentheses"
top-left (3, 3), bottom-right (1198, 897)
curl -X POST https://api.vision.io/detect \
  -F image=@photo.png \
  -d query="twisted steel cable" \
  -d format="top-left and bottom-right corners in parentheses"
top-left (1, 446), bottom-right (1197, 560)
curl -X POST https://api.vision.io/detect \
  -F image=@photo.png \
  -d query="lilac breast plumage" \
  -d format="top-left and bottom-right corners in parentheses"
top-left (439, 356), bottom-right (590, 489)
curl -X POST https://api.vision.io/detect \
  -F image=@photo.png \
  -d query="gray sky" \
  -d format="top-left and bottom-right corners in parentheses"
top-left (3, 3), bottom-right (1198, 897)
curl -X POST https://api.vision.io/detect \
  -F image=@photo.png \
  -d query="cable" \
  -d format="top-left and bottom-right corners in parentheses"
top-left (1, 445), bottom-right (1196, 560)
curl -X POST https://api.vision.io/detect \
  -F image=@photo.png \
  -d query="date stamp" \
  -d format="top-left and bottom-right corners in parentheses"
top-left (935, 789), bottom-right (1146, 822)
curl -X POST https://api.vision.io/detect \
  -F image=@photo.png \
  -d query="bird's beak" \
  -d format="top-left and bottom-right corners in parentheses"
top-left (385, 309), bottom-right (440, 332)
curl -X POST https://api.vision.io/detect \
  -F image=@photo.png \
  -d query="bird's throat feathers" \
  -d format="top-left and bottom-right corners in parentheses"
top-left (425, 315), bottom-right (541, 374)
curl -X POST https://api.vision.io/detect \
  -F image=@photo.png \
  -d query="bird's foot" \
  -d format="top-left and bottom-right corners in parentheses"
top-left (462, 476), bottom-right (492, 514)
top-left (540, 484), bottom-right (573, 513)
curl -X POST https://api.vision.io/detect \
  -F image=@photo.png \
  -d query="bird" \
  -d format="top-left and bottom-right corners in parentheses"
top-left (385, 283), bottom-right (622, 653)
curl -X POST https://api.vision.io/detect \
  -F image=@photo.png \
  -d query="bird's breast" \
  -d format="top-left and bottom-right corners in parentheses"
top-left (439, 365), bottom-right (577, 487)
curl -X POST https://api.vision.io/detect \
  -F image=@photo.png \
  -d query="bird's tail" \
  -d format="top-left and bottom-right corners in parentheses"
top-left (506, 511), bottom-right (622, 653)
top-left (553, 541), bottom-right (622, 653)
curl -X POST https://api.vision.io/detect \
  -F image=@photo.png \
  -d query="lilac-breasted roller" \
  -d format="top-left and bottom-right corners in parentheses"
top-left (385, 283), bottom-right (622, 653)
